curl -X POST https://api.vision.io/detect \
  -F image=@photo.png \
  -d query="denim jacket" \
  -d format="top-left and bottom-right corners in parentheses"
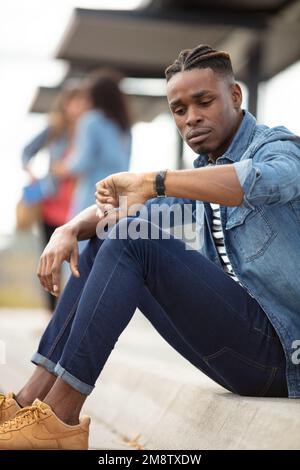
top-left (21, 127), bottom-right (68, 167)
top-left (67, 110), bottom-right (131, 216)
top-left (193, 111), bottom-right (300, 397)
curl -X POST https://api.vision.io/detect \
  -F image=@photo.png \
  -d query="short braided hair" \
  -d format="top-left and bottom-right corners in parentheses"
top-left (165, 44), bottom-right (234, 82)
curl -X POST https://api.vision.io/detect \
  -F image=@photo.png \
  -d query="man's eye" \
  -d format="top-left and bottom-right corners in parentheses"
top-left (174, 108), bottom-right (185, 115)
top-left (200, 100), bottom-right (213, 106)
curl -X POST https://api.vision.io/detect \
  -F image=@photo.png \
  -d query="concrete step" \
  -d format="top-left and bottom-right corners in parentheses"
top-left (0, 309), bottom-right (299, 450)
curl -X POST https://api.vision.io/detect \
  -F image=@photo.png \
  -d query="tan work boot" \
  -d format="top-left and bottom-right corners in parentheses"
top-left (0, 393), bottom-right (21, 424)
top-left (0, 399), bottom-right (90, 450)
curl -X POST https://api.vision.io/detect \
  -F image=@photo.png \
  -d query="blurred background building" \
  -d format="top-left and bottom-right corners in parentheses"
top-left (1, 0), bottom-right (300, 308)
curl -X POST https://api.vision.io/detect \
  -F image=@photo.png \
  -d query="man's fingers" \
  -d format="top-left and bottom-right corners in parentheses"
top-left (96, 186), bottom-right (109, 196)
top-left (45, 256), bottom-right (55, 293)
top-left (95, 179), bottom-right (115, 206)
top-left (70, 244), bottom-right (80, 278)
top-left (38, 256), bottom-right (49, 292)
top-left (95, 191), bottom-right (111, 205)
top-left (51, 260), bottom-right (61, 297)
top-left (37, 256), bottom-right (44, 286)
top-left (96, 180), bottom-right (108, 192)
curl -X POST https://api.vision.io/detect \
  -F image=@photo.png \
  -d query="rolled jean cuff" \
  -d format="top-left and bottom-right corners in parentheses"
top-left (31, 352), bottom-right (57, 375)
top-left (54, 362), bottom-right (94, 396)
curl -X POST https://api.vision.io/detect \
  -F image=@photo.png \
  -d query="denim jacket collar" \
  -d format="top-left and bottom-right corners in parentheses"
top-left (193, 110), bottom-right (257, 168)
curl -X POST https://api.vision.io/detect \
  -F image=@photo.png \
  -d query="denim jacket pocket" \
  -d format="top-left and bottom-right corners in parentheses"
top-left (225, 206), bottom-right (277, 263)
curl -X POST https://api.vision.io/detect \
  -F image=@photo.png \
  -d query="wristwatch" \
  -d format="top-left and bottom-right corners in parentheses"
top-left (154, 170), bottom-right (168, 197)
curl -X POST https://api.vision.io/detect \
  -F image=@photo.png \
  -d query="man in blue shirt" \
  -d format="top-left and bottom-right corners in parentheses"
top-left (0, 44), bottom-right (299, 449)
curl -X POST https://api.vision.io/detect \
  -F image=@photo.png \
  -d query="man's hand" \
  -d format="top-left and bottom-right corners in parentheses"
top-left (95, 171), bottom-right (155, 216)
top-left (37, 226), bottom-right (80, 297)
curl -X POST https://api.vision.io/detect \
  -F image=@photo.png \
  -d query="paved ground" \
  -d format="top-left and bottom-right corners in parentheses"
top-left (0, 309), bottom-right (300, 450)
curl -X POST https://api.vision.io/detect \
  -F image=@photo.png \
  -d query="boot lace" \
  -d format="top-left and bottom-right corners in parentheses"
top-left (0, 392), bottom-right (13, 409)
top-left (0, 402), bottom-right (47, 432)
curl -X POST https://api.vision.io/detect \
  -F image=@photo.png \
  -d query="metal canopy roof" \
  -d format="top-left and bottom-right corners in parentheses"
top-left (31, 0), bottom-right (300, 121)
top-left (55, 0), bottom-right (300, 82)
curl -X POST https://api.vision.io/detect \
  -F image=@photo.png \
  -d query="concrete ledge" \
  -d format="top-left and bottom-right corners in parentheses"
top-left (86, 313), bottom-right (300, 450)
top-left (1, 309), bottom-right (299, 450)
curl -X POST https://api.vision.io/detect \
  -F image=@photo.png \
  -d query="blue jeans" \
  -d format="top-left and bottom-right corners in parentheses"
top-left (32, 217), bottom-right (288, 397)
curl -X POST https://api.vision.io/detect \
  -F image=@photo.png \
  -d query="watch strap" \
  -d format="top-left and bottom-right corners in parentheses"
top-left (154, 170), bottom-right (168, 197)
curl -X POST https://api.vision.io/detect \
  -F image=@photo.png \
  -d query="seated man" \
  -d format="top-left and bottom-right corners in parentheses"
top-left (1, 44), bottom-right (299, 450)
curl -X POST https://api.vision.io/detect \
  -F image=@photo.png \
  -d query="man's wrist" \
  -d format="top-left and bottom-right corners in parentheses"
top-left (56, 223), bottom-right (79, 238)
top-left (142, 172), bottom-right (157, 199)
top-left (142, 170), bottom-right (170, 199)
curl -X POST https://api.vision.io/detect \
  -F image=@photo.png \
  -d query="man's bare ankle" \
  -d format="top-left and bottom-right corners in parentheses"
top-left (49, 405), bottom-right (80, 426)
top-left (15, 392), bottom-right (36, 408)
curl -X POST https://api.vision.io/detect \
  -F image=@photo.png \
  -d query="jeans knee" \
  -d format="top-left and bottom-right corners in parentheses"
top-left (83, 235), bottom-right (103, 257)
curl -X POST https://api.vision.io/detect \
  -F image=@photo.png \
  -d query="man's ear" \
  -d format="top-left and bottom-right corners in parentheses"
top-left (231, 83), bottom-right (242, 109)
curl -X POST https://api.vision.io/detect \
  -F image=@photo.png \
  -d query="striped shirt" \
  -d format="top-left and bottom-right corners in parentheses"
top-left (210, 203), bottom-right (239, 283)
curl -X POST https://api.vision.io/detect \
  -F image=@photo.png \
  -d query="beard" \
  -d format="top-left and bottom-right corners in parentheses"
top-left (194, 137), bottom-right (224, 159)
top-left (192, 134), bottom-right (216, 155)
top-left (195, 144), bottom-right (212, 154)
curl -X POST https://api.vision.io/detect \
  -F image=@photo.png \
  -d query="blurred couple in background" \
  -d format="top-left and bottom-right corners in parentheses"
top-left (19, 69), bottom-right (132, 312)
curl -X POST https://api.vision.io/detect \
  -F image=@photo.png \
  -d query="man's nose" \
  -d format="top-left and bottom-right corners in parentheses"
top-left (186, 106), bottom-right (203, 126)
